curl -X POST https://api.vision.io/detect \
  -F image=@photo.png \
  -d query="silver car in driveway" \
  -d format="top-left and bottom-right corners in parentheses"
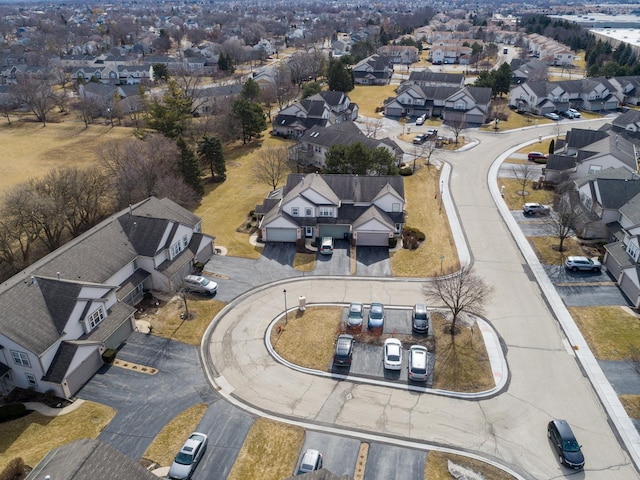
top-left (564, 256), bottom-right (602, 272)
top-left (168, 432), bottom-right (208, 479)
top-left (184, 275), bottom-right (218, 295)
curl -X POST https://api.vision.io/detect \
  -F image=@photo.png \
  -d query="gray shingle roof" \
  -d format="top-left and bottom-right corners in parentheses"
top-left (408, 70), bottom-right (464, 87)
top-left (619, 191), bottom-right (640, 224)
top-left (42, 341), bottom-right (80, 383)
top-left (26, 438), bottom-right (158, 480)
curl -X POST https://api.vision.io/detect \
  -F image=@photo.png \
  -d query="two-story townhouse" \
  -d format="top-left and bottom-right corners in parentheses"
top-left (72, 65), bottom-right (120, 85)
top-left (256, 173), bottom-right (405, 247)
top-left (603, 192), bottom-right (640, 308)
top-left (406, 71), bottom-right (465, 89)
top-left (608, 76), bottom-right (640, 106)
top-left (384, 83), bottom-right (474, 119)
top-left (117, 64), bottom-right (154, 84)
top-left (291, 122), bottom-right (402, 169)
top-left (442, 86), bottom-right (492, 126)
top-left (376, 46), bottom-right (419, 65)
top-left (307, 91), bottom-right (358, 124)
top-left (353, 54), bottom-right (393, 85)
top-left (543, 128), bottom-right (638, 184)
top-left (0, 196), bottom-right (214, 399)
top-left (429, 42), bottom-right (472, 65)
top-left (510, 58), bottom-right (548, 84)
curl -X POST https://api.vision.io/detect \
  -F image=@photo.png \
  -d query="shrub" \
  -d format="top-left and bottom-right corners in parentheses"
top-left (0, 404), bottom-right (27, 423)
top-left (102, 349), bottom-right (116, 364)
top-left (399, 167), bottom-right (413, 176)
top-left (402, 226), bottom-right (426, 249)
top-left (0, 457), bottom-right (26, 480)
top-left (389, 238), bottom-right (398, 248)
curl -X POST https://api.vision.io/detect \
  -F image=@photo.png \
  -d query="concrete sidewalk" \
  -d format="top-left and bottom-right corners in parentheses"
top-left (23, 399), bottom-right (85, 416)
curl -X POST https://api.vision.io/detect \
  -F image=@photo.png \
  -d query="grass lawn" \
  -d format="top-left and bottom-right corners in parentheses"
top-left (349, 85), bottom-right (398, 118)
top-left (293, 253), bottom-right (316, 272)
top-left (271, 306), bottom-right (493, 392)
top-left (144, 294), bottom-right (226, 345)
top-left (392, 165), bottom-right (459, 277)
top-left (0, 121), bottom-right (132, 194)
top-left (227, 418), bottom-right (304, 480)
top-left (142, 403), bottom-right (208, 466)
top-left (195, 134), bottom-right (295, 259)
top-left (620, 395), bottom-right (640, 421)
top-left (425, 451), bottom-right (516, 480)
top-left (499, 178), bottom-right (554, 210)
top-left (0, 401), bottom-right (115, 470)
top-left (527, 236), bottom-right (598, 266)
top-left (567, 306), bottom-right (640, 361)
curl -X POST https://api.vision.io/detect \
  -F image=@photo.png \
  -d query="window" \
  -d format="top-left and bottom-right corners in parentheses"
top-left (319, 207), bottom-right (333, 217)
top-left (392, 203), bottom-right (401, 212)
top-left (588, 165), bottom-right (602, 174)
top-left (25, 373), bottom-right (37, 387)
top-left (170, 241), bottom-right (183, 258)
top-left (455, 101), bottom-right (465, 110)
top-left (627, 243), bottom-right (639, 260)
top-left (182, 234), bottom-right (188, 248)
top-left (88, 307), bottom-right (106, 329)
top-left (305, 208), bottom-right (312, 216)
top-left (291, 207), bottom-right (299, 216)
top-left (395, 223), bottom-right (402, 233)
top-left (11, 351), bottom-right (30, 367)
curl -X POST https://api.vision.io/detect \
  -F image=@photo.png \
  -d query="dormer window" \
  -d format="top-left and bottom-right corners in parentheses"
top-left (88, 307), bottom-right (106, 329)
top-left (319, 207), bottom-right (333, 217)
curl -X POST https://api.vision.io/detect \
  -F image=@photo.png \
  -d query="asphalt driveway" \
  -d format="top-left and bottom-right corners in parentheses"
top-left (77, 333), bottom-right (217, 459)
top-left (364, 443), bottom-right (427, 480)
top-left (297, 431), bottom-right (360, 478)
top-left (313, 239), bottom-right (350, 276)
top-left (356, 246), bottom-right (391, 276)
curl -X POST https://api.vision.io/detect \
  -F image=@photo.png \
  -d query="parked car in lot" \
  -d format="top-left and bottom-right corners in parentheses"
top-left (559, 110), bottom-right (576, 119)
top-left (383, 338), bottom-right (403, 370)
top-left (527, 151), bottom-right (548, 161)
top-left (319, 237), bottom-right (334, 255)
top-left (547, 419), bottom-right (585, 470)
top-left (425, 128), bottom-right (438, 137)
top-left (168, 432), bottom-right (208, 480)
top-left (416, 114), bottom-right (426, 125)
top-left (568, 108), bottom-right (581, 118)
top-left (413, 134), bottom-right (427, 145)
top-left (564, 256), bottom-right (602, 272)
top-left (296, 449), bottom-right (323, 475)
top-left (523, 202), bottom-right (550, 215)
top-left (408, 345), bottom-right (430, 382)
top-left (367, 303), bottom-right (385, 329)
top-left (183, 275), bottom-right (218, 295)
top-left (347, 302), bottom-right (364, 328)
top-left (412, 303), bottom-right (430, 334)
top-left (544, 112), bottom-right (560, 120)
top-left (333, 334), bottom-right (355, 366)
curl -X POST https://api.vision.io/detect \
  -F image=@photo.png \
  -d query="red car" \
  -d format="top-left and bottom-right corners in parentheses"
top-left (528, 151), bottom-right (548, 161)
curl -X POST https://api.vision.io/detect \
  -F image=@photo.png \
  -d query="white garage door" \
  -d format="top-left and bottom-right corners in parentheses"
top-left (266, 228), bottom-right (297, 242)
top-left (356, 232), bottom-right (389, 246)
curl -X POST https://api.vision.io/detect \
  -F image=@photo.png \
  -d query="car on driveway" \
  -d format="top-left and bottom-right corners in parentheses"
top-left (347, 302), bottom-right (364, 328)
top-left (168, 432), bottom-right (208, 480)
top-left (333, 334), bottom-right (355, 366)
top-left (559, 110), bottom-right (575, 119)
top-left (527, 151), bottom-right (548, 161)
top-left (383, 338), bottom-right (403, 370)
top-left (367, 303), bottom-right (385, 329)
top-left (416, 114), bottom-right (426, 125)
top-left (544, 112), bottom-right (560, 120)
top-left (413, 134), bottom-right (427, 145)
top-left (523, 202), bottom-right (550, 215)
top-left (547, 419), bottom-right (584, 470)
top-left (564, 256), bottom-right (602, 272)
top-left (568, 108), bottom-right (581, 118)
top-left (425, 128), bottom-right (438, 137)
top-left (183, 275), bottom-right (218, 295)
top-left (296, 449), bottom-right (323, 475)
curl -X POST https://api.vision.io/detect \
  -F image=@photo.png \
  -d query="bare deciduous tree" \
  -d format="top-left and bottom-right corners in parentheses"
top-left (543, 192), bottom-right (579, 253)
top-left (512, 163), bottom-right (540, 199)
top-left (11, 72), bottom-right (62, 126)
top-left (423, 265), bottom-right (493, 336)
top-left (252, 146), bottom-right (291, 190)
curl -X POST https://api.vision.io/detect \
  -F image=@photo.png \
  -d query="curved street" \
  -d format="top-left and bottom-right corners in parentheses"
top-left (202, 118), bottom-right (640, 479)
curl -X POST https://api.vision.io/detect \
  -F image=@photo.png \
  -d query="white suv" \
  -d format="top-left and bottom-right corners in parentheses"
top-left (523, 203), bottom-right (550, 215)
top-left (564, 256), bottom-right (602, 272)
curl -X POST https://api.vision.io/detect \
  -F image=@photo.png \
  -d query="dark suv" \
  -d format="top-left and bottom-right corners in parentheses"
top-left (547, 419), bottom-right (584, 469)
top-left (333, 334), bottom-right (354, 366)
top-left (412, 303), bottom-right (430, 334)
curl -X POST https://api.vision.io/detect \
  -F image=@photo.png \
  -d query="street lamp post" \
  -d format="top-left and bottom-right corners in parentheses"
top-left (440, 255), bottom-right (445, 274)
top-left (283, 289), bottom-right (288, 325)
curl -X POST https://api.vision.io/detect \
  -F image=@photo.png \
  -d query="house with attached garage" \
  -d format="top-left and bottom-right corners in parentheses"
top-left (256, 173), bottom-right (405, 247)
top-left (0, 197), bottom-right (214, 399)
top-left (352, 54), bottom-right (393, 85)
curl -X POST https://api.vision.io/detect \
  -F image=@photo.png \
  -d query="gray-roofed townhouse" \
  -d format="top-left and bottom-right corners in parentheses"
top-left (0, 196), bottom-right (214, 399)
top-left (256, 173), bottom-right (405, 246)
top-left (353, 54), bottom-right (393, 85)
top-left (291, 122), bottom-right (402, 169)
top-left (442, 86), bottom-right (492, 126)
top-left (26, 438), bottom-right (158, 480)
top-left (406, 71), bottom-right (465, 88)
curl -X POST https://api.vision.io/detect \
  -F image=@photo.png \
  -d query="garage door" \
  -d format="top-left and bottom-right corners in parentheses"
top-left (66, 349), bottom-right (103, 395)
top-left (104, 317), bottom-right (134, 350)
top-left (266, 228), bottom-right (297, 242)
top-left (318, 225), bottom-right (350, 238)
top-left (356, 232), bottom-right (389, 246)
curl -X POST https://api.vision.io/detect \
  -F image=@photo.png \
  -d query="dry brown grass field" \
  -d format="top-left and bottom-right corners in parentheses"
top-left (0, 120), bottom-right (132, 193)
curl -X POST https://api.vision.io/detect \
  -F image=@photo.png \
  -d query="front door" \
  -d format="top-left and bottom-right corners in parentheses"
top-left (305, 227), bottom-right (314, 238)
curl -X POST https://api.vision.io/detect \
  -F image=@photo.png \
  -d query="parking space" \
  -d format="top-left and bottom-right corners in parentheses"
top-left (557, 284), bottom-right (632, 307)
top-left (297, 431), bottom-right (361, 478)
top-left (356, 247), bottom-right (391, 277)
top-left (313, 239), bottom-right (350, 276)
top-left (364, 443), bottom-right (427, 480)
top-left (512, 210), bottom-right (553, 237)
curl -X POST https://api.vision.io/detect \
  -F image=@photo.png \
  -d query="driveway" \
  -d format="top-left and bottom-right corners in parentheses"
top-left (364, 443), bottom-right (427, 480)
top-left (297, 431), bottom-right (360, 478)
top-left (77, 333), bottom-right (217, 459)
top-left (356, 246), bottom-right (391, 276)
top-left (313, 239), bottom-right (350, 276)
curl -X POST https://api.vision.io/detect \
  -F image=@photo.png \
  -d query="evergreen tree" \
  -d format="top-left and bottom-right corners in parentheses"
top-left (327, 58), bottom-right (354, 92)
top-left (301, 81), bottom-right (322, 98)
top-left (231, 98), bottom-right (267, 144)
top-left (147, 79), bottom-right (192, 139)
top-left (493, 63), bottom-right (512, 97)
top-left (198, 136), bottom-right (226, 181)
top-left (176, 137), bottom-right (203, 196)
top-left (548, 139), bottom-right (555, 156)
top-left (241, 78), bottom-right (261, 101)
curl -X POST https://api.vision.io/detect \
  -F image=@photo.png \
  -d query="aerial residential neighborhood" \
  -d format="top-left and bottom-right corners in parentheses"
top-left (1, 1), bottom-right (640, 480)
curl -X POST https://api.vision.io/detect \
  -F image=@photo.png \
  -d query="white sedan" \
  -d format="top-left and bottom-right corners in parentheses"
top-left (383, 338), bottom-right (403, 370)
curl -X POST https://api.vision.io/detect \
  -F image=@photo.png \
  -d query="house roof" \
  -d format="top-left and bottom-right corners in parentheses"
top-left (619, 191), bottom-right (640, 224)
top-left (298, 122), bottom-right (401, 156)
top-left (352, 205), bottom-right (395, 230)
top-left (284, 173), bottom-right (405, 204)
top-left (408, 70), bottom-right (464, 86)
top-left (26, 438), bottom-right (158, 480)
